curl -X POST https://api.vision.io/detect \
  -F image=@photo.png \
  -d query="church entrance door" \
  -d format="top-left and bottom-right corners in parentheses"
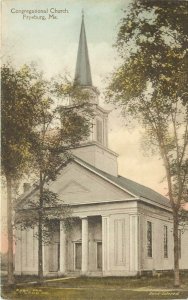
top-left (49, 242), bottom-right (59, 272)
top-left (97, 242), bottom-right (102, 269)
top-left (75, 242), bottom-right (82, 270)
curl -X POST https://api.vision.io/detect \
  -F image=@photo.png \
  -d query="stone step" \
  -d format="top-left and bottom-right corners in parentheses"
top-left (66, 271), bottom-right (103, 277)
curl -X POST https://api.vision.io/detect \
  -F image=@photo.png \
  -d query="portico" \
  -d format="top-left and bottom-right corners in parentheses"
top-left (42, 194), bottom-right (141, 277)
top-left (46, 215), bottom-right (103, 276)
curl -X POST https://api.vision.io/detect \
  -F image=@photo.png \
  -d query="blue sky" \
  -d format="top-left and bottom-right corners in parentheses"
top-left (2, 0), bottom-right (166, 195)
top-left (0, 0), bottom-right (170, 253)
top-left (2, 0), bottom-right (128, 88)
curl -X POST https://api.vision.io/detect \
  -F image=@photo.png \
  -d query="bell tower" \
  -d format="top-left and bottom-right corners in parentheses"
top-left (72, 12), bottom-right (118, 176)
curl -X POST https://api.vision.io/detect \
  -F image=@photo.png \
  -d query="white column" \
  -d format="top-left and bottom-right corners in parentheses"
top-left (102, 216), bottom-right (110, 274)
top-left (81, 217), bottom-right (88, 275)
top-left (59, 221), bottom-right (66, 275)
top-left (129, 215), bottom-right (139, 272)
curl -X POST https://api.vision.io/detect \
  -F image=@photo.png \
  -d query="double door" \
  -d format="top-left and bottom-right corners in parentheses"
top-left (75, 242), bottom-right (102, 270)
top-left (49, 243), bottom-right (60, 272)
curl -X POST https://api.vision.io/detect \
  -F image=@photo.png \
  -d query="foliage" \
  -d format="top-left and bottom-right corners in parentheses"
top-left (1, 63), bottom-right (44, 179)
top-left (1, 63), bottom-right (50, 285)
top-left (107, 0), bottom-right (188, 207)
top-left (14, 72), bottom-right (94, 280)
top-left (106, 0), bottom-right (188, 287)
top-left (15, 188), bottom-right (73, 244)
top-left (114, 0), bottom-right (188, 104)
top-left (2, 63), bottom-right (94, 282)
top-left (29, 76), bottom-right (93, 183)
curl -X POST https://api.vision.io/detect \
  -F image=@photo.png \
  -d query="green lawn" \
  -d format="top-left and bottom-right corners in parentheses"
top-left (1, 274), bottom-right (188, 300)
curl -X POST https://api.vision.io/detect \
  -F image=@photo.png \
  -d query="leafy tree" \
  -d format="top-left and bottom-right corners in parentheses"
top-left (106, 0), bottom-right (188, 287)
top-left (1, 63), bottom-right (45, 285)
top-left (15, 77), bottom-right (93, 281)
top-left (2, 63), bottom-right (93, 283)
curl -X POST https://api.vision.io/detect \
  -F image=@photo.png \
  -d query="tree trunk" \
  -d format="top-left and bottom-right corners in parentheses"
top-left (38, 171), bottom-right (43, 281)
top-left (6, 174), bottom-right (14, 285)
top-left (173, 209), bottom-right (180, 287)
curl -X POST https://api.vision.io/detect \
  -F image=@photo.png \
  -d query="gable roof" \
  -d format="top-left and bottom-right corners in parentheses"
top-left (17, 156), bottom-right (171, 210)
top-left (74, 157), bottom-right (171, 209)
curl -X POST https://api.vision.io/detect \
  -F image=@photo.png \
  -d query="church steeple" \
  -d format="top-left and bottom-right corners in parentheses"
top-left (72, 13), bottom-right (118, 176)
top-left (74, 11), bottom-right (92, 86)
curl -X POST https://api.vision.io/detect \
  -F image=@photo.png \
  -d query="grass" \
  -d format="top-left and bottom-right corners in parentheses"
top-left (42, 274), bottom-right (188, 289)
top-left (1, 274), bottom-right (188, 300)
top-left (2, 287), bottom-right (188, 300)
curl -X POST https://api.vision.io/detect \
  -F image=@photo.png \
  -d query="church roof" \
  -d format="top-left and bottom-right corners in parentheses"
top-left (74, 157), bottom-right (171, 209)
top-left (74, 13), bottom-right (92, 86)
top-left (17, 156), bottom-right (171, 211)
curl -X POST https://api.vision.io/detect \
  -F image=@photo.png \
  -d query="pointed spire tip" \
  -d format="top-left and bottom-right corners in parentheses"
top-left (74, 10), bottom-right (92, 86)
top-left (82, 9), bottom-right (84, 19)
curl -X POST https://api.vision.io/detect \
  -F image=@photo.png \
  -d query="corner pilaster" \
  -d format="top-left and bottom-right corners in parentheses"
top-left (81, 217), bottom-right (89, 275)
top-left (129, 215), bottom-right (139, 272)
top-left (59, 221), bottom-right (67, 275)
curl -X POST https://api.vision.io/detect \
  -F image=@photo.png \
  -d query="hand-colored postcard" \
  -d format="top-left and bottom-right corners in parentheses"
top-left (1, 0), bottom-right (188, 299)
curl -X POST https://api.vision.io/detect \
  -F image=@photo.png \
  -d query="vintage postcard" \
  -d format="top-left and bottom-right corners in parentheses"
top-left (1, 0), bottom-right (188, 299)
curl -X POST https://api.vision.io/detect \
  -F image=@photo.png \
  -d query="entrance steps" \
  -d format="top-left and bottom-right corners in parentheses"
top-left (87, 271), bottom-right (103, 277)
top-left (66, 271), bottom-right (81, 277)
top-left (66, 271), bottom-right (103, 277)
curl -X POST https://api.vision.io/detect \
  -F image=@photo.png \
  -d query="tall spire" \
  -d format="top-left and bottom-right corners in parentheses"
top-left (74, 11), bottom-right (92, 86)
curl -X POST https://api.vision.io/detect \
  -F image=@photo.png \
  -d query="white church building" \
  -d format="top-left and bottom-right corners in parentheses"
top-left (15, 14), bottom-right (188, 277)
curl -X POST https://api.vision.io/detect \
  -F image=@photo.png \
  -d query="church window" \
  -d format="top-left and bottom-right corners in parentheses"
top-left (147, 221), bottom-right (152, 257)
top-left (96, 119), bottom-right (103, 144)
top-left (164, 225), bottom-right (168, 258)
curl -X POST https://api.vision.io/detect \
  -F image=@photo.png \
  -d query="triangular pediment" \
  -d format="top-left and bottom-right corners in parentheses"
top-left (49, 161), bottom-right (136, 205)
top-left (59, 180), bottom-right (89, 194)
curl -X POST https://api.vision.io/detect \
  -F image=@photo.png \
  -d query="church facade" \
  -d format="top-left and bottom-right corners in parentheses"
top-left (14, 15), bottom-right (188, 277)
